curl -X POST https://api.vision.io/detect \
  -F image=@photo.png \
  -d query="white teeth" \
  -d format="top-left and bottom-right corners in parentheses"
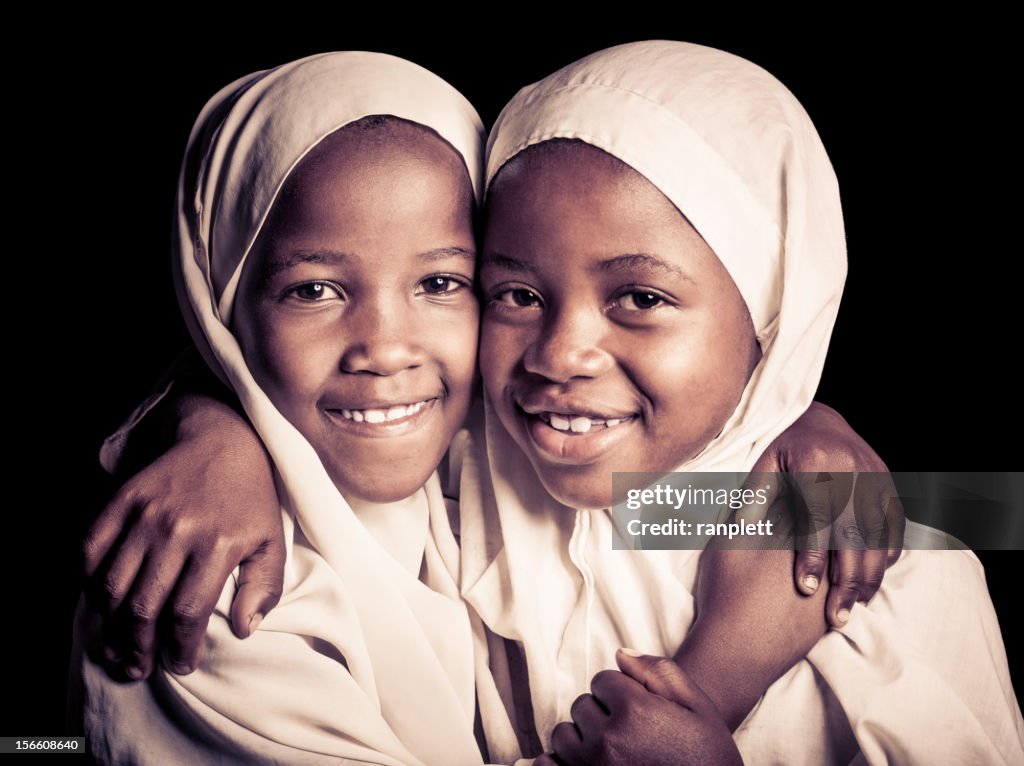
top-left (549, 414), bottom-right (571, 431)
top-left (338, 400), bottom-right (431, 423)
top-left (539, 411), bottom-right (632, 432)
top-left (569, 416), bottom-right (592, 433)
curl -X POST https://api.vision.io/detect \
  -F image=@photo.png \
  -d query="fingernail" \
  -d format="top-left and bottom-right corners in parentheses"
top-left (802, 575), bottom-right (819, 593)
top-left (125, 665), bottom-right (144, 680)
top-left (170, 662), bottom-right (193, 675)
top-left (618, 647), bottom-right (643, 657)
top-left (836, 608), bottom-right (851, 624)
top-left (247, 613), bottom-right (264, 635)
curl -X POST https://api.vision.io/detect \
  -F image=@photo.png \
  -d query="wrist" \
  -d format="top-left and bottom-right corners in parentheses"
top-left (174, 394), bottom-right (262, 454)
top-left (672, 640), bottom-right (757, 731)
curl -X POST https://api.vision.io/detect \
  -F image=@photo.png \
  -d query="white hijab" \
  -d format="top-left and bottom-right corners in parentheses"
top-left (458, 41), bottom-right (1023, 764)
top-left (80, 51), bottom-right (510, 766)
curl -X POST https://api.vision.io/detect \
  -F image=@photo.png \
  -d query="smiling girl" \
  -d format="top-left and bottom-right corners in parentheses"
top-left (463, 41), bottom-right (1024, 764)
top-left (71, 51), bottom-right (515, 765)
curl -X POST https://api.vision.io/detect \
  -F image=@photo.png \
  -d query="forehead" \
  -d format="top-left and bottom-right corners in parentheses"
top-left (259, 118), bottom-right (474, 243)
top-left (485, 139), bottom-right (695, 248)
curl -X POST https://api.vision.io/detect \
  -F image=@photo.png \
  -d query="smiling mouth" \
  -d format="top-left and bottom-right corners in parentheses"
top-left (333, 398), bottom-right (436, 424)
top-left (536, 411), bottom-right (636, 433)
top-left (517, 404), bottom-right (639, 465)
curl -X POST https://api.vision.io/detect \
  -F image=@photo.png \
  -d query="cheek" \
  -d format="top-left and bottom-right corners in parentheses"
top-left (634, 310), bottom-right (753, 425)
top-left (437, 315), bottom-right (480, 395)
top-left (241, 313), bottom-right (335, 411)
top-left (479, 318), bottom-right (529, 394)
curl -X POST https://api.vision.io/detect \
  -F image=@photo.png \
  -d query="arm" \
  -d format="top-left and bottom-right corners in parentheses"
top-left (542, 401), bottom-right (899, 751)
top-left (655, 402), bottom-right (900, 730)
top-left (758, 401), bottom-right (905, 626)
top-left (672, 544), bottom-right (827, 731)
top-left (540, 544), bottom-right (827, 763)
top-left (83, 369), bottom-right (285, 680)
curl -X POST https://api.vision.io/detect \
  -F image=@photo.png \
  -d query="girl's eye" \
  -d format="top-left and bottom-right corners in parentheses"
top-left (418, 276), bottom-right (468, 295)
top-left (287, 282), bottom-right (342, 302)
top-left (615, 290), bottom-right (665, 311)
top-left (493, 288), bottom-right (543, 308)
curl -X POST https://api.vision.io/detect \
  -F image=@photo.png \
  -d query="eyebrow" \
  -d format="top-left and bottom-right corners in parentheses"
top-left (480, 253), bottom-right (536, 274)
top-left (596, 253), bottom-right (692, 282)
top-left (419, 246), bottom-right (477, 264)
top-left (481, 251), bottom-right (692, 282)
top-left (264, 246), bottom-right (476, 279)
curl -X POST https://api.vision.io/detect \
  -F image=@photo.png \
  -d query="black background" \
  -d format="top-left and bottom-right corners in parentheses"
top-left (17, 18), bottom-right (1019, 736)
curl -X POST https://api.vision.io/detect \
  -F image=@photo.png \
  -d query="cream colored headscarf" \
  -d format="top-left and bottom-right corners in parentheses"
top-left (459, 41), bottom-right (1024, 764)
top-left (78, 51), bottom-right (515, 766)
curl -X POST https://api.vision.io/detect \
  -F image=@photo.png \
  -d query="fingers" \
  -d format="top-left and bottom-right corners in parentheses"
top-left (549, 720), bottom-right (583, 763)
top-left (859, 548), bottom-right (888, 603)
top-left (570, 692), bottom-right (608, 735)
top-left (613, 650), bottom-right (710, 712)
top-left (788, 472), bottom-right (846, 597)
top-left (229, 531), bottom-right (286, 639)
top-left (118, 547), bottom-right (189, 679)
top-left (86, 520), bottom-right (148, 619)
top-left (826, 547), bottom-right (864, 627)
top-left (734, 470), bottom-right (785, 527)
top-left (534, 754), bottom-right (560, 766)
top-left (793, 546), bottom-right (828, 596)
top-left (161, 551), bottom-right (238, 675)
top-left (550, 693), bottom-right (614, 765)
top-left (588, 668), bottom-right (639, 712)
top-left (83, 486), bottom-right (138, 579)
top-left (852, 471), bottom-right (900, 553)
top-left (792, 471), bottom-right (852, 537)
top-left (884, 493), bottom-right (907, 566)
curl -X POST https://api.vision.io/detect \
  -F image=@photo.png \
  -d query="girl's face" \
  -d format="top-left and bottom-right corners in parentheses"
top-left (234, 120), bottom-right (478, 503)
top-left (480, 141), bottom-right (760, 508)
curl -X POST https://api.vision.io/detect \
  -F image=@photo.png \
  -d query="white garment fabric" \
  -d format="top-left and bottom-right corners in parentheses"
top-left (459, 41), bottom-right (1024, 764)
top-left (76, 51), bottom-right (517, 766)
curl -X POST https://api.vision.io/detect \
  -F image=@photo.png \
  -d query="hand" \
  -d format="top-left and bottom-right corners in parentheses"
top-left (747, 402), bottom-right (905, 627)
top-left (83, 395), bottom-right (285, 681)
top-left (540, 650), bottom-right (742, 766)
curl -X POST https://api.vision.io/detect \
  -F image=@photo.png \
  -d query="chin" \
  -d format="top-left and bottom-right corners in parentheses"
top-left (535, 466), bottom-right (615, 510)
top-left (357, 483), bottom-right (427, 503)
top-left (331, 463), bottom-right (436, 504)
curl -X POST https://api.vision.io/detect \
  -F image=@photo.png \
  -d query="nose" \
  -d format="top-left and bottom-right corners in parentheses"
top-left (340, 301), bottom-right (424, 376)
top-left (523, 304), bottom-right (614, 382)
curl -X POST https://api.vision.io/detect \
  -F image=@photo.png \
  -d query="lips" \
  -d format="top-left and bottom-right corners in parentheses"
top-left (515, 395), bottom-right (641, 465)
top-left (519, 396), bottom-right (637, 421)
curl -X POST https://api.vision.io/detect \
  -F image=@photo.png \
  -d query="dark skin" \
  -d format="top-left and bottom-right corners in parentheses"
top-left (536, 651), bottom-right (745, 766)
top-left (487, 141), bottom-right (839, 764)
top-left (85, 118), bottom-right (481, 680)
top-left (85, 152), bottom-right (902, 741)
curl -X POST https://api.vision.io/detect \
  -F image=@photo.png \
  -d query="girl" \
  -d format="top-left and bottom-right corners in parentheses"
top-left (463, 40), bottom-right (1024, 764)
top-left (72, 51), bottom-right (518, 765)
